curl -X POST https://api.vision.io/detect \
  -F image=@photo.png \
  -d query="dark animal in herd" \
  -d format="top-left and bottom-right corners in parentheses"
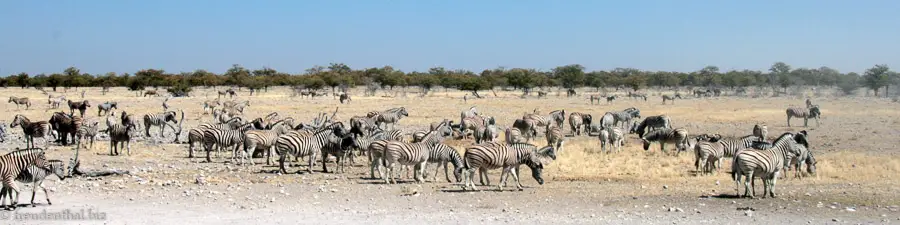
top-left (67, 100), bottom-right (91, 117)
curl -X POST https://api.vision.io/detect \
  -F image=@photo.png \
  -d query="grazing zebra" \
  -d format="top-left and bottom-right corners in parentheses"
top-left (202, 124), bottom-right (253, 164)
top-left (732, 132), bottom-right (805, 198)
top-left (67, 100), bottom-right (90, 117)
top-left (568, 112), bottom-right (592, 136)
top-left (8, 97), bottom-right (31, 110)
top-left (633, 115), bottom-right (672, 138)
top-left (611, 108), bottom-right (641, 129)
top-left (545, 124), bottom-right (564, 152)
top-left (75, 121), bottom-right (100, 150)
top-left (461, 143), bottom-right (556, 191)
top-left (102, 123), bottom-right (136, 156)
top-left (566, 89), bottom-right (576, 97)
top-left (640, 128), bottom-right (689, 155)
top-left (370, 107), bottom-right (409, 130)
top-left (662, 94), bottom-right (681, 104)
top-left (244, 122), bottom-right (291, 165)
top-left (598, 126), bottom-right (624, 153)
top-left (786, 106), bottom-right (821, 127)
top-left (339, 93), bottom-right (351, 104)
top-left (606, 95), bottom-right (617, 104)
top-left (143, 111), bottom-right (179, 138)
top-left (11, 115), bottom-right (53, 149)
top-left (49, 112), bottom-right (82, 146)
top-left (0, 159), bottom-right (66, 206)
top-left (382, 129), bottom-right (445, 184)
top-left (48, 95), bottom-right (64, 109)
top-left (275, 123), bottom-right (348, 174)
top-left (97, 102), bottom-right (117, 116)
top-left (752, 124), bottom-right (768, 142)
top-left (0, 148), bottom-right (48, 210)
top-left (505, 127), bottom-right (526, 145)
top-left (522, 110), bottom-right (566, 133)
top-left (424, 143), bottom-right (464, 183)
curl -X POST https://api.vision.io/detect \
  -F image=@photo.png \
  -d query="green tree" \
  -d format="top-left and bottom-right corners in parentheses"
top-left (48, 73), bottom-right (65, 91)
top-left (862, 64), bottom-right (891, 97)
top-left (225, 64), bottom-right (250, 86)
top-left (553, 64), bottom-right (585, 89)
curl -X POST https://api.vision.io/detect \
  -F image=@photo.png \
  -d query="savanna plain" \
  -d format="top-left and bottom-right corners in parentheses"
top-left (1, 86), bottom-right (899, 225)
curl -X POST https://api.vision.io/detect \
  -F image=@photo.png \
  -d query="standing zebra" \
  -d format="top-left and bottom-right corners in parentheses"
top-left (49, 112), bottom-right (82, 146)
top-left (632, 115), bottom-right (672, 138)
top-left (505, 127), bottom-right (526, 145)
top-left (97, 102), bottom-right (117, 116)
top-left (610, 108), bottom-right (641, 130)
top-left (11, 115), bottom-right (53, 149)
top-left (512, 118), bottom-right (537, 142)
top-left (598, 112), bottom-right (616, 128)
top-left (568, 112), bottom-right (592, 136)
top-left (75, 121), bottom-right (100, 150)
top-left (425, 143), bottom-right (464, 183)
top-left (786, 106), bottom-right (821, 127)
top-left (598, 126), bottom-right (624, 153)
top-left (320, 134), bottom-right (359, 173)
top-left (0, 148), bottom-right (48, 210)
top-left (382, 130), bottom-right (445, 184)
top-left (244, 122), bottom-right (291, 165)
top-left (0, 159), bottom-right (66, 206)
top-left (661, 94), bottom-right (681, 104)
top-left (522, 109), bottom-right (566, 135)
top-left (48, 95), bottom-right (64, 109)
top-left (461, 143), bottom-right (556, 191)
top-left (641, 128), bottom-right (689, 155)
top-left (732, 132), bottom-right (805, 198)
top-left (102, 123), bottom-right (136, 156)
top-left (752, 124), bottom-right (768, 142)
top-left (8, 97), bottom-right (31, 110)
top-left (545, 124), bottom-right (564, 152)
top-left (67, 100), bottom-right (91, 117)
top-left (143, 111), bottom-right (178, 138)
top-left (275, 123), bottom-right (348, 174)
top-left (203, 124), bottom-right (253, 164)
top-left (339, 92), bottom-right (351, 104)
top-left (459, 107), bottom-right (479, 125)
top-left (370, 107), bottom-right (409, 130)
top-left (606, 95), bottom-right (617, 104)
top-left (784, 131), bottom-right (815, 179)
top-left (350, 116), bottom-right (378, 137)
top-left (693, 135), bottom-right (759, 173)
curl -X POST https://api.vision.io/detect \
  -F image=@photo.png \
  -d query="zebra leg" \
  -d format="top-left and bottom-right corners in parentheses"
top-left (383, 163), bottom-right (393, 184)
top-left (279, 155), bottom-right (289, 174)
top-left (4, 178), bottom-right (19, 209)
top-left (786, 116), bottom-right (791, 127)
top-left (415, 162), bottom-right (427, 183)
top-left (742, 172), bottom-right (754, 198)
top-left (306, 151), bottom-right (316, 174)
top-left (498, 167), bottom-right (509, 191)
top-left (769, 175), bottom-right (778, 198)
top-left (443, 162), bottom-right (451, 183)
top-left (509, 166), bottom-right (524, 191)
top-left (321, 152), bottom-right (330, 173)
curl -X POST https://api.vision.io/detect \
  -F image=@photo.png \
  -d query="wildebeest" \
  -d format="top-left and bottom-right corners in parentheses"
top-left (67, 100), bottom-right (91, 117)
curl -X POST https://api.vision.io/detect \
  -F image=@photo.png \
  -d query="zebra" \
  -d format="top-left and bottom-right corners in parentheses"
top-left (350, 116), bottom-right (378, 137)
top-left (611, 108), bottom-right (641, 130)
top-left (460, 107), bottom-right (479, 124)
top-left (67, 100), bottom-right (90, 117)
top-left (522, 109), bottom-right (566, 134)
top-left (48, 95), bottom-right (64, 109)
top-left (414, 121), bottom-right (454, 143)
top-left (49, 112), bottom-right (82, 146)
top-left (0, 148), bottom-right (48, 210)
top-left (732, 132), bottom-right (805, 198)
top-left (545, 124), bottom-right (564, 152)
top-left (461, 143), bottom-right (556, 191)
top-left (218, 89), bottom-right (237, 99)
top-left (202, 100), bottom-right (220, 115)
top-left (461, 115), bottom-right (492, 140)
top-left (143, 90), bottom-right (159, 97)
top-left (662, 94), bottom-right (681, 104)
top-left (275, 122), bottom-right (349, 174)
top-left (640, 128), bottom-right (689, 155)
top-left (505, 127), bottom-right (526, 145)
top-left (244, 122), bottom-right (291, 165)
top-left (143, 111), bottom-right (178, 138)
top-left (784, 131), bottom-right (816, 179)
top-left (568, 112), bottom-right (592, 136)
top-left (805, 98), bottom-right (813, 108)
top-left (320, 133), bottom-right (359, 173)
top-left (512, 118), bottom-right (538, 142)
top-left (695, 134), bottom-right (759, 173)
top-left (101, 123), bottom-right (136, 156)
top-left (598, 126), bottom-right (624, 153)
top-left (0, 122), bottom-right (8, 143)
top-left (202, 124), bottom-right (253, 164)
top-left (8, 97), bottom-right (31, 110)
top-left (0, 159), bottom-right (66, 207)
top-left (75, 120), bottom-right (100, 150)
top-left (11, 115), bottom-right (53, 149)
top-left (195, 118), bottom-right (248, 158)
top-left (374, 107), bottom-right (409, 130)
top-left (382, 129), bottom-right (445, 184)
top-left (633, 115), bottom-right (672, 138)
top-left (786, 106), bottom-right (821, 127)
top-left (97, 102), bottom-right (117, 116)
top-left (424, 143), bottom-right (464, 183)
top-left (752, 124), bottom-right (768, 142)
top-left (339, 92), bottom-right (351, 104)
top-left (251, 112), bottom-right (281, 130)
top-left (606, 95), bottom-right (617, 104)
top-left (598, 112), bottom-right (616, 128)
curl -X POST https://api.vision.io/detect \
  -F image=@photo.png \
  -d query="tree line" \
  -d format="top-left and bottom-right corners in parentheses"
top-left (3, 62), bottom-right (898, 97)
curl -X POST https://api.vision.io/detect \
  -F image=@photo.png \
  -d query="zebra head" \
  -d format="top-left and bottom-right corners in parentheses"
top-left (47, 159), bottom-right (67, 180)
top-left (164, 111), bottom-right (178, 124)
top-left (82, 100), bottom-right (91, 108)
top-left (806, 152), bottom-right (818, 175)
top-left (528, 145), bottom-right (557, 185)
top-left (398, 107), bottom-right (409, 117)
top-left (11, 114), bottom-right (28, 128)
top-left (793, 131), bottom-right (810, 149)
top-left (809, 106), bottom-right (821, 118)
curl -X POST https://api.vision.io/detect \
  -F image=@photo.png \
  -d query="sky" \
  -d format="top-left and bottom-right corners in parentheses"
top-left (0, 0), bottom-right (898, 75)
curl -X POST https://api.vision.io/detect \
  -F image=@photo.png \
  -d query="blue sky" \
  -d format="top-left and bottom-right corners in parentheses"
top-left (1, 0), bottom-right (897, 75)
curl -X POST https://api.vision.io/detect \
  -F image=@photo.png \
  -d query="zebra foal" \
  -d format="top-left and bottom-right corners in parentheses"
top-left (0, 148), bottom-right (48, 210)
top-left (0, 159), bottom-right (66, 206)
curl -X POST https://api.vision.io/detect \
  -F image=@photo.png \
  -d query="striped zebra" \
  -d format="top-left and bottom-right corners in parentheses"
top-left (611, 108), bottom-right (641, 130)
top-left (523, 110), bottom-right (566, 130)
top-left (8, 97), bottom-right (31, 110)
top-left (732, 132), bottom-right (805, 198)
top-left (67, 100), bottom-right (90, 117)
top-left (11, 115), bottom-right (53, 149)
top-left (244, 121), bottom-right (291, 165)
top-left (661, 94), bottom-right (680, 104)
top-left (598, 112), bottom-right (616, 128)
top-left (423, 143), bottom-right (464, 183)
top-left (143, 111), bottom-right (178, 138)
top-left (461, 143), bottom-right (556, 191)
top-left (568, 112), bottom-right (592, 136)
top-left (752, 124), bottom-right (768, 142)
top-left (598, 126), bottom-right (624, 153)
top-left (368, 139), bottom-right (390, 179)
top-left (459, 107), bottom-right (479, 125)
top-left (0, 122), bottom-right (8, 143)
top-left (320, 133), bottom-right (359, 173)
top-left (505, 127), bottom-right (526, 145)
top-left (49, 112), bottom-right (82, 146)
top-left (370, 107), bottom-right (409, 130)
top-left (461, 115), bottom-right (492, 140)
top-left (75, 121), bottom-right (100, 150)
top-left (693, 134), bottom-right (759, 173)
top-left (0, 159), bottom-right (66, 206)
top-left (274, 122), bottom-right (348, 174)
top-left (102, 123), bottom-right (136, 156)
top-left (414, 121), bottom-right (454, 143)
top-left (120, 111), bottom-right (143, 137)
top-left (633, 115), bottom-right (672, 138)
top-left (97, 102), bottom-right (117, 116)
top-left (0, 148), bottom-right (48, 210)
top-left (382, 129), bottom-right (445, 184)
top-left (350, 116), bottom-right (378, 137)
top-left (784, 131), bottom-right (816, 179)
top-left (202, 123), bottom-right (253, 164)
top-left (512, 118), bottom-right (538, 141)
top-left (786, 106), bottom-right (821, 127)
top-left (251, 112), bottom-right (280, 130)
top-left (48, 95), bottom-right (64, 109)
top-left (640, 128), bottom-right (689, 155)
top-left (545, 124), bottom-right (564, 152)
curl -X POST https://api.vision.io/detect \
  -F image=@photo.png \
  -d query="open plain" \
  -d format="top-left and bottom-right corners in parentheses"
top-left (1, 86), bottom-right (899, 224)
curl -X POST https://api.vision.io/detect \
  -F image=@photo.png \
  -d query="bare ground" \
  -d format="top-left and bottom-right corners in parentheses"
top-left (1, 87), bottom-right (899, 224)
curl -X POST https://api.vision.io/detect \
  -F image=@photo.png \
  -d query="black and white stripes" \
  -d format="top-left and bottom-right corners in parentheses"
top-left (0, 148), bottom-right (48, 210)
top-left (786, 106), bottom-right (821, 127)
top-left (11, 115), bottom-right (53, 149)
top-left (143, 111), bottom-right (178, 138)
top-left (1, 159), bottom-right (67, 206)
top-left (8, 97), bottom-right (32, 110)
top-left (732, 132), bottom-right (805, 198)
top-left (461, 143), bottom-right (556, 191)
top-left (640, 128), bottom-right (689, 154)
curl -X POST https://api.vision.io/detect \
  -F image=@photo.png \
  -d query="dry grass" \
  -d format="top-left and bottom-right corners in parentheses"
top-left (2, 86), bottom-right (899, 187)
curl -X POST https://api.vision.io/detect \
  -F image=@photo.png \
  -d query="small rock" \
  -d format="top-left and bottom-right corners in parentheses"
top-left (744, 210), bottom-right (752, 217)
top-left (663, 185), bottom-right (668, 189)
top-left (845, 207), bottom-right (856, 212)
top-left (831, 218), bottom-right (839, 222)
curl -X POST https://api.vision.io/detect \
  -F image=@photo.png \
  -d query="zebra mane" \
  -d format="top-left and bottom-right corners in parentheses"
top-left (770, 132), bottom-right (796, 147)
top-left (14, 114), bottom-right (30, 123)
top-left (4, 148), bottom-right (45, 157)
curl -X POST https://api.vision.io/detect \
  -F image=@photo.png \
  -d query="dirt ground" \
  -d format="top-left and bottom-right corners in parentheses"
top-left (1, 86), bottom-right (899, 224)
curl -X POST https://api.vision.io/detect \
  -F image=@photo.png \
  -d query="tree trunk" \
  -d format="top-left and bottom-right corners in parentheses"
top-left (885, 85), bottom-right (890, 98)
